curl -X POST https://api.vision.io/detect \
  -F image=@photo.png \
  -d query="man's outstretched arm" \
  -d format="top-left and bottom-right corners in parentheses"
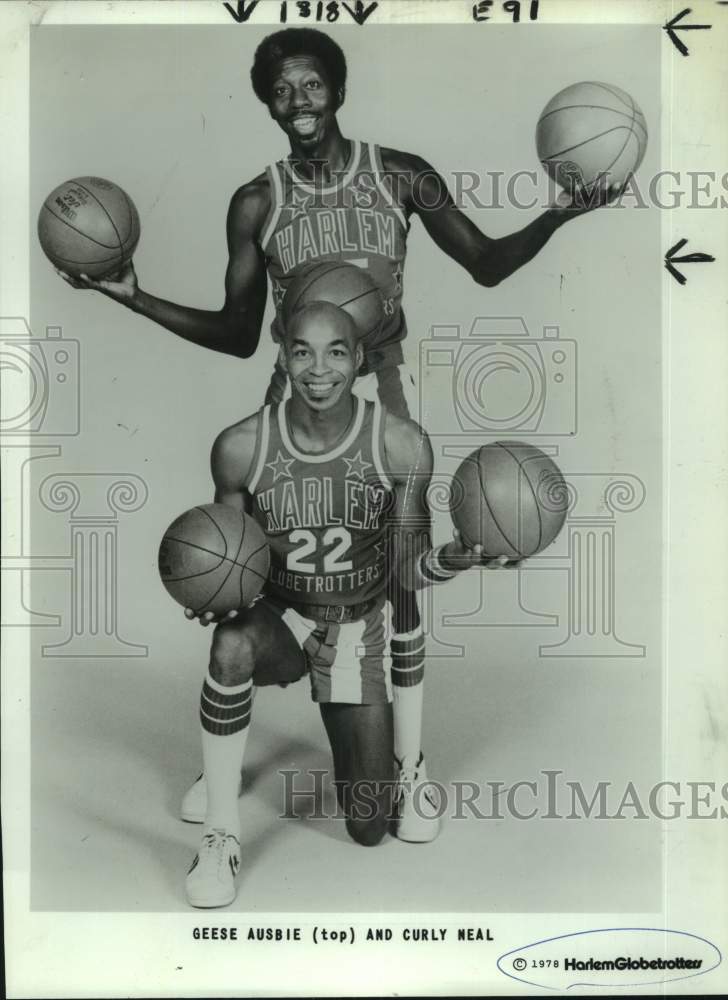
top-left (383, 149), bottom-right (615, 288)
top-left (384, 414), bottom-right (511, 592)
top-left (56, 179), bottom-right (270, 359)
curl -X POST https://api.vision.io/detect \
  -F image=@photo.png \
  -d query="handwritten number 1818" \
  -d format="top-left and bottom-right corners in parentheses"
top-left (282, 1), bottom-right (341, 21)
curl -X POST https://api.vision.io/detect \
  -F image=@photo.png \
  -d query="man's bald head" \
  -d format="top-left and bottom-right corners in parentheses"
top-left (285, 300), bottom-right (359, 349)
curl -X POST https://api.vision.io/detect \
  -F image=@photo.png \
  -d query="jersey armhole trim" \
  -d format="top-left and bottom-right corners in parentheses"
top-left (372, 399), bottom-right (393, 492)
top-left (260, 164), bottom-right (283, 252)
top-left (369, 143), bottom-right (408, 231)
top-left (247, 405), bottom-right (271, 494)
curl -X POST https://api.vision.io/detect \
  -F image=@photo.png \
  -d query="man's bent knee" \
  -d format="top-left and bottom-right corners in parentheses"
top-left (209, 623), bottom-right (256, 686)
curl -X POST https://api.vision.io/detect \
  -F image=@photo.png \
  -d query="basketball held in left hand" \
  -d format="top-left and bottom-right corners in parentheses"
top-left (536, 81), bottom-right (647, 197)
top-left (449, 441), bottom-right (568, 560)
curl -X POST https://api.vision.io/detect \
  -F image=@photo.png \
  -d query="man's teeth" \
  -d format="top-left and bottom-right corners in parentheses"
top-left (292, 115), bottom-right (317, 132)
top-left (307, 383), bottom-right (334, 396)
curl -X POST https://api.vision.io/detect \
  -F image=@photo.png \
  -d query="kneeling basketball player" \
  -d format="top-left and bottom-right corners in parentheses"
top-left (183, 300), bottom-right (511, 908)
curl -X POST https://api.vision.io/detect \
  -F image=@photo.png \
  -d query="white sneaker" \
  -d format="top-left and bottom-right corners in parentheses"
top-left (185, 829), bottom-right (241, 908)
top-left (180, 773), bottom-right (243, 824)
top-left (394, 753), bottom-right (441, 843)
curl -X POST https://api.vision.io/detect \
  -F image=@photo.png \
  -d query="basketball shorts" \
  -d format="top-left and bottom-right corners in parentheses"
top-left (259, 595), bottom-right (395, 705)
top-left (265, 359), bottom-right (419, 422)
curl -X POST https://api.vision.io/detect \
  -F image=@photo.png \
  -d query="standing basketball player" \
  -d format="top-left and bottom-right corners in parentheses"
top-left (56, 28), bottom-right (615, 842)
top-left (184, 300), bottom-right (506, 908)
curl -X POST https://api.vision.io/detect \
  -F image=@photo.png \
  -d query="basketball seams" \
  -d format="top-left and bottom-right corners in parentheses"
top-left (73, 181), bottom-right (126, 252)
top-left (197, 505), bottom-right (231, 559)
top-left (289, 261), bottom-right (337, 312)
top-left (162, 537), bottom-right (268, 576)
top-left (41, 202), bottom-right (120, 251)
top-left (198, 553), bottom-right (242, 613)
top-left (239, 544), bottom-right (270, 607)
top-left (495, 442), bottom-right (542, 555)
top-left (538, 104), bottom-right (648, 141)
top-left (292, 262), bottom-right (359, 312)
top-left (337, 286), bottom-right (379, 310)
top-left (191, 506), bottom-right (245, 611)
top-left (543, 124), bottom-right (635, 162)
top-left (229, 508), bottom-right (248, 568)
top-left (45, 249), bottom-right (126, 266)
top-left (197, 538), bottom-right (269, 614)
top-left (590, 81), bottom-right (634, 111)
top-left (160, 536), bottom-right (229, 575)
top-left (604, 92), bottom-right (639, 178)
top-left (474, 447), bottom-right (522, 557)
top-left (119, 188), bottom-right (141, 251)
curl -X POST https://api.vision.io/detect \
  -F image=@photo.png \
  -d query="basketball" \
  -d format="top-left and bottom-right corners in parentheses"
top-left (282, 261), bottom-right (384, 342)
top-left (536, 81), bottom-right (648, 193)
top-left (158, 504), bottom-right (270, 616)
top-left (450, 442), bottom-right (568, 559)
top-left (38, 176), bottom-right (140, 279)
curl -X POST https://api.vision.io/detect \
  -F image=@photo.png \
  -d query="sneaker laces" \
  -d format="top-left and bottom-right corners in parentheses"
top-left (199, 829), bottom-right (235, 873)
top-left (394, 754), bottom-right (423, 801)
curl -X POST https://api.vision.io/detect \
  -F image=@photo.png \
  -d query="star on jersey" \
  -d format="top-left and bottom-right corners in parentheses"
top-left (392, 262), bottom-right (404, 292)
top-left (373, 540), bottom-right (385, 560)
top-left (271, 278), bottom-right (286, 309)
top-left (342, 450), bottom-right (373, 481)
top-left (289, 188), bottom-right (313, 221)
top-left (349, 176), bottom-right (377, 209)
top-left (266, 450), bottom-right (295, 482)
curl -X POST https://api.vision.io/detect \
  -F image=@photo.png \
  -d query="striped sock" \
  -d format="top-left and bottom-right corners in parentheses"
top-left (199, 673), bottom-right (253, 834)
top-left (391, 628), bottom-right (426, 767)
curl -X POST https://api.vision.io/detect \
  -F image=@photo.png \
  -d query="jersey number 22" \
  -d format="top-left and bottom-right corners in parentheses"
top-left (287, 527), bottom-right (353, 573)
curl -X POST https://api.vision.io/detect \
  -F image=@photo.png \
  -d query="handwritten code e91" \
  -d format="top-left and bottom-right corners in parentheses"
top-left (473, 1), bottom-right (540, 22)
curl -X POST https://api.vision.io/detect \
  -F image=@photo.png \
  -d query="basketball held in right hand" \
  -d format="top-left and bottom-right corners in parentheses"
top-left (55, 259), bottom-right (138, 302)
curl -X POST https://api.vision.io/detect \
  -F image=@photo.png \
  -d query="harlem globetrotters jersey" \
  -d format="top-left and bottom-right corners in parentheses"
top-left (247, 397), bottom-right (394, 607)
top-left (260, 141), bottom-right (409, 366)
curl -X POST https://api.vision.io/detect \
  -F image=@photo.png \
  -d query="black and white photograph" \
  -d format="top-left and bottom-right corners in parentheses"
top-left (1, 0), bottom-right (727, 996)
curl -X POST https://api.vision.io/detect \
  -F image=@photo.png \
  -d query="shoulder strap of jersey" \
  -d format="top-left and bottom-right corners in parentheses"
top-left (368, 143), bottom-right (408, 230)
top-left (260, 163), bottom-right (285, 251)
top-left (247, 405), bottom-right (272, 494)
top-left (370, 398), bottom-right (393, 491)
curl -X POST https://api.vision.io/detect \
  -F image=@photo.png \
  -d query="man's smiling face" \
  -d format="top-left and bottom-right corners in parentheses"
top-left (283, 302), bottom-right (362, 414)
top-left (267, 55), bottom-right (341, 147)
